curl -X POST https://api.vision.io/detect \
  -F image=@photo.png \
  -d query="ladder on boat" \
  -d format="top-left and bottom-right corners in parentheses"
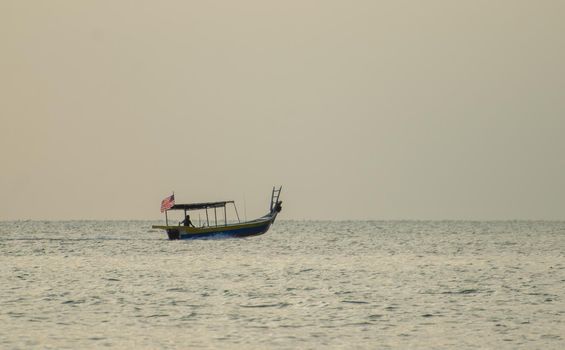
top-left (270, 186), bottom-right (282, 212)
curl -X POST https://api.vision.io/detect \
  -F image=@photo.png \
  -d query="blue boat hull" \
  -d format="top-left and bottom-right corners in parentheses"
top-left (165, 219), bottom-right (273, 240)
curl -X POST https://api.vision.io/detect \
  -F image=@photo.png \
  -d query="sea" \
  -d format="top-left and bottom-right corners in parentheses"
top-left (0, 220), bottom-right (564, 349)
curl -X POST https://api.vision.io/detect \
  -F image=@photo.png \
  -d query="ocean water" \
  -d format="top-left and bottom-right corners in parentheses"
top-left (0, 220), bottom-right (564, 349)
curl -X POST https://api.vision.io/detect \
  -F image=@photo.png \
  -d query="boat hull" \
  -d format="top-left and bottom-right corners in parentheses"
top-left (153, 215), bottom-right (276, 240)
top-left (175, 221), bottom-right (271, 240)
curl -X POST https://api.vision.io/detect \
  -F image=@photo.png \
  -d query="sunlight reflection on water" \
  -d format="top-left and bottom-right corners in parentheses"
top-left (1, 220), bottom-right (564, 349)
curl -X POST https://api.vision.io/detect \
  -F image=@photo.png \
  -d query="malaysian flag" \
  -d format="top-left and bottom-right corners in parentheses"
top-left (160, 194), bottom-right (175, 213)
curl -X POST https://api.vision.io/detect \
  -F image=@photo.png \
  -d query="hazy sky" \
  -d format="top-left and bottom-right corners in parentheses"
top-left (1, 1), bottom-right (564, 220)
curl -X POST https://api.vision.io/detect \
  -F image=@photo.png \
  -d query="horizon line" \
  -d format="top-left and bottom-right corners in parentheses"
top-left (1, 218), bottom-right (564, 222)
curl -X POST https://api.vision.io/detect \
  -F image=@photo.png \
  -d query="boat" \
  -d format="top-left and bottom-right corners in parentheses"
top-left (152, 186), bottom-right (282, 240)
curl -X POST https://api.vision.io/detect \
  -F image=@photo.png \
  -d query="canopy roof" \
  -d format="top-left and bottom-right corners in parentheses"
top-left (169, 201), bottom-right (234, 211)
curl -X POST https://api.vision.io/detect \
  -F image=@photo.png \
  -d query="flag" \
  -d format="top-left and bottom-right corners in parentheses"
top-left (160, 194), bottom-right (175, 213)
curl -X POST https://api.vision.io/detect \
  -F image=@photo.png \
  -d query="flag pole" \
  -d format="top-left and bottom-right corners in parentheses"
top-left (167, 191), bottom-right (174, 226)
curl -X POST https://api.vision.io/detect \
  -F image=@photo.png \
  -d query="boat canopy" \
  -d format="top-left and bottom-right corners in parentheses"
top-left (170, 201), bottom-right (234, 211)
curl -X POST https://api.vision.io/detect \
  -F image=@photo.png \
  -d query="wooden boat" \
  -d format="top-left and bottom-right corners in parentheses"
top-left (152, 186), bottom-right (282, 240)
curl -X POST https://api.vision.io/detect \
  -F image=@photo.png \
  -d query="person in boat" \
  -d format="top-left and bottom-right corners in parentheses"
top-left (181, 214), bottom-right (195, 227)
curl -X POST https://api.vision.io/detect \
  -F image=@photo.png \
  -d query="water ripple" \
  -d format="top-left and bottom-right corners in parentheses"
top-left (0, 220), bottom-right (564, 349)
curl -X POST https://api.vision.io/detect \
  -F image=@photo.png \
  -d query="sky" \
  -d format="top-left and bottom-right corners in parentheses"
top-left (1, 1), bottom-right (564, 220)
